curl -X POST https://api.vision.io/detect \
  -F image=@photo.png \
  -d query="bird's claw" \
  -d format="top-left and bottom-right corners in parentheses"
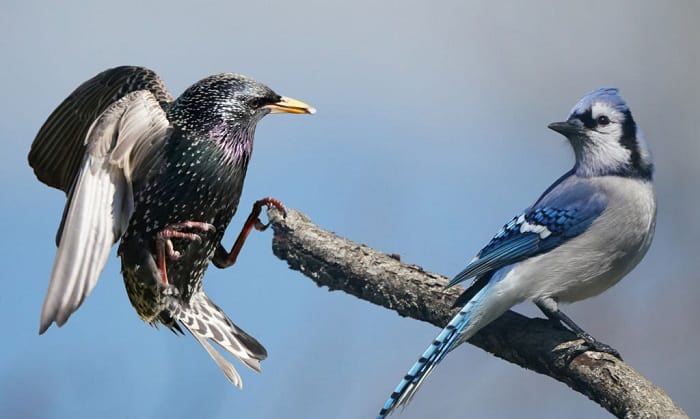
top-left (171, 221), bottom-right (216, 234)
top-left (584, 340), bottom-right (622, 361)
top-left (254, 197), bottom-right (286, 231)
top-left (164, 240), bottom-right (181, 260)
top-left (254, 219), bottom-right (270, 231)
top-left (261, 197), bottom-right (286, 216)
top-left (562, 336), bottom-right (623, 365)
top-left (211, 197), bottom-right (285, 270)
top-left (160, 236), bottom-right (181, 261)
top-left (156, 221), bottom-right (216, 284)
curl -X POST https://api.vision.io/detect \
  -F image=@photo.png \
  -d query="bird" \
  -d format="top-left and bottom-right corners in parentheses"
top-left (377, 88), bottom-right (656, 417)
top-left (28, 65), bottom-right (315, 387)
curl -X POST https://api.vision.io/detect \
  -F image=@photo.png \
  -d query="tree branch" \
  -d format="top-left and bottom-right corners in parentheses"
top-left (268, 208), bottom-right (686, 418)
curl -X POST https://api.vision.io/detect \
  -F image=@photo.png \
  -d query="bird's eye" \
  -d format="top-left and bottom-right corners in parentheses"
top-left (597, 115), bottom-right (610, 126)
top-left (250, 98), bottom-right (267, 109)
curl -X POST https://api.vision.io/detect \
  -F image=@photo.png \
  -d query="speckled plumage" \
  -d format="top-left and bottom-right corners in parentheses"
top-left (29, 66), bottom-right (314, 386)
top-left (118, 78), bottom-right (258, 327)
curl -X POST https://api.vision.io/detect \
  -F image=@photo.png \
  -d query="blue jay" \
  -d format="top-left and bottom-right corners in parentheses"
top-left (378, 88), bottom-right (656, 418)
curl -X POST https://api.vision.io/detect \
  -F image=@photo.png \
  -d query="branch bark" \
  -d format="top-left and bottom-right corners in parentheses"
top-left (267, 208), bottom-right (686, 419)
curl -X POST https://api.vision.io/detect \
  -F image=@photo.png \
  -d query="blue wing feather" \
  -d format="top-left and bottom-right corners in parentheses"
top-left (377, 176), bottom-right (610, 418)
top-left (447, 181), bottom-right (607, 289)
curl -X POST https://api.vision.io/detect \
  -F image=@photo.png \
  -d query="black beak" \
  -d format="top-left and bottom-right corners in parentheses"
top-left (548, 120), bottom-right (582, 136)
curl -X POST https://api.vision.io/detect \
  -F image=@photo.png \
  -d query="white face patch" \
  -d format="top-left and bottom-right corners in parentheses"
top-left (579, 128), bottom-right (630, 174)
top-left (574, 102), bottom-right (632, 177)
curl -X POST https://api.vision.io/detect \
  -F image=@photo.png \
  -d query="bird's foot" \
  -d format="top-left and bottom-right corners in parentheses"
top-left (251, 197), bottom-right (286, 231)
top-left (563, 333), bottom-right (623, 364)
top-left (158, 222), bottom-right (217, 259)
top-left (212, 197), bottom-right (285, 269)
top-left (156, 222), bottom-right (216, 284)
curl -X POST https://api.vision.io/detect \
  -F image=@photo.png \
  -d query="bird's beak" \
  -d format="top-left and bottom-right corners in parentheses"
top-left (548, 120), bottom-right (582, 136)
top-left (265, 96), bottom-right (316, 115)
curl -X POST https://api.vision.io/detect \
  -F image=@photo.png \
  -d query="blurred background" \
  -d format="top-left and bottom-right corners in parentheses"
top-left (1, 1), bottom-right (698, 418)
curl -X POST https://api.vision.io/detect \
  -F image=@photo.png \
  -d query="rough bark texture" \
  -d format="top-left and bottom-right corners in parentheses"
top-left (268, 208), bottom-right (686, 419)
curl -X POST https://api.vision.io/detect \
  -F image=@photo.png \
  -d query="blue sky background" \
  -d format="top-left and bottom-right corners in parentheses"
top-left (1, 1), bottom-right (698, 418)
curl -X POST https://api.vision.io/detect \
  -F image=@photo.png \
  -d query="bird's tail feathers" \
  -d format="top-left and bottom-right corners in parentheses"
top-left (378, 277), bottom-right (514, 418)
top-left (190, 329), bottom-right (244, 387)
top-left (378, 306), bottom-right (474, 418)
top-left (171, 293), bottom-right (267, 388)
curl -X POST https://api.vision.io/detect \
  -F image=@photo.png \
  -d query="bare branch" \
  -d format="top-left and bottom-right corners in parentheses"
top-left (268, 208), bottom-right (686, 419)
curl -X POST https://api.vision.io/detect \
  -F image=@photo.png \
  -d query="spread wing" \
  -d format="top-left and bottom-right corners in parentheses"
top-left (28, 66), bottom-right (173, 193)
top-left (447, 182), bottom-right (608, 289)
top-left (37, 88), bottom-right (171, 334)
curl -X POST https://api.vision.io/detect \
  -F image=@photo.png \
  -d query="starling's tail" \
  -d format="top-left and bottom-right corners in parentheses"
top-left (170, 292), bottom-right (267, 388)
top-left (377, 276), bottom-right (517, 418)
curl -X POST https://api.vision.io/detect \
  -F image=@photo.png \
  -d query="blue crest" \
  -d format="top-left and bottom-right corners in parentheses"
top-left (569, 87), bottom-right (629, 117)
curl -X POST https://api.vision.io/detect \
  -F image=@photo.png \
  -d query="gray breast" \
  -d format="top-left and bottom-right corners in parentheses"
top-left (515, 176), bottom-right (656, 303)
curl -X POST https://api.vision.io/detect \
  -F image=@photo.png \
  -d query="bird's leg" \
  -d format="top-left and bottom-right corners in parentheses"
top-left (213, 197), bottom-right (286, 269)
top-left (535, 299), bottom-right (622, 362)
top-left (156, 222), bottom-right (216, 284)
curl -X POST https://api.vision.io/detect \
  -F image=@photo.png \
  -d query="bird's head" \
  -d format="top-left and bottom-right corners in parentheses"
top-left (548, 88), bottom-right (652, 180)
top-left (170, 73), bottom-right (314, 134)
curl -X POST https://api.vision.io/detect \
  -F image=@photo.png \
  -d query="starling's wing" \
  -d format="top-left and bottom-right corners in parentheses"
top-left (39, 90), bottom-right (171, 334)
top-left (28, 66), bottom-right (173, 193)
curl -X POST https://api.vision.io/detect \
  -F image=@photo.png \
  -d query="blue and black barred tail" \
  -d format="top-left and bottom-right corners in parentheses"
top-left (377, 277), bottom-right (514, 418)
top-left (377, 319), bottom-right (462, 418)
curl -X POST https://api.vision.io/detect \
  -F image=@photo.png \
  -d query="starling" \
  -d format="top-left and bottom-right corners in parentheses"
top-left (29, 66), bottom-right (314, 386)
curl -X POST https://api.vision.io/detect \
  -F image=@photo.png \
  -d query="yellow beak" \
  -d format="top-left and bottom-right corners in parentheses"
top-left (265, 96), bottom-right (316, 115)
